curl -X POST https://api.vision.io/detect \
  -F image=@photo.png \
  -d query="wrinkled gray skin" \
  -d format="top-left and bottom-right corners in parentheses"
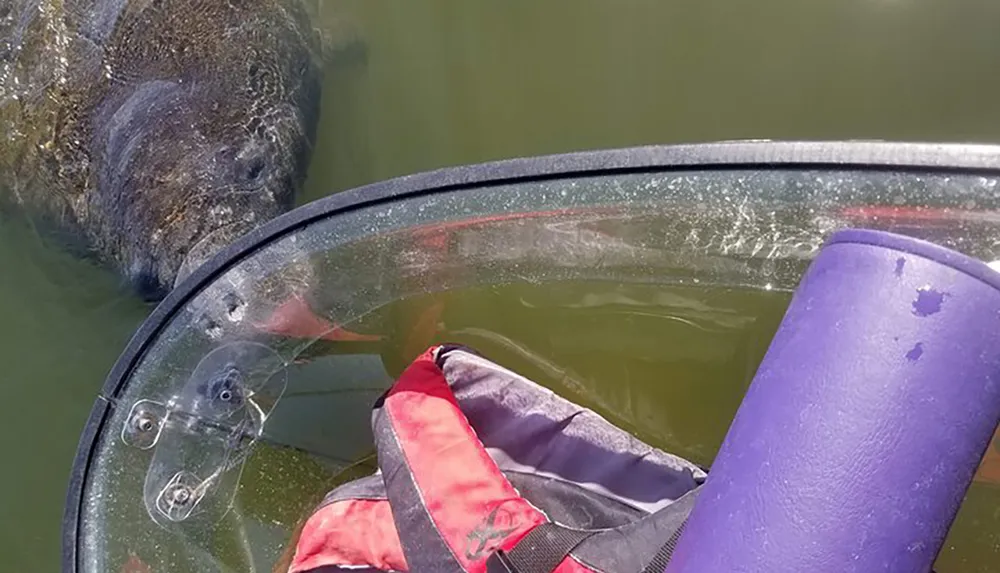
top-left (0, 0), bottom-right (337, 300)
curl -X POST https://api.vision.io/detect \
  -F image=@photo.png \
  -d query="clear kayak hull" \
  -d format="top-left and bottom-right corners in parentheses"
top-left (63, 141), bottom-right (1000, 573)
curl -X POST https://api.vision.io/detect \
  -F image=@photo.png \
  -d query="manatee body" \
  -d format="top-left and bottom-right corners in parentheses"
top-left (0, 0), bottom-right (336, 300)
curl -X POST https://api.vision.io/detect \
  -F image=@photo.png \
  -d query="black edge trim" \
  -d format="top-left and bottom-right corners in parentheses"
top-left (62, 140), bottom-right (1000, 572)
top-left (61, 398), bottom-right (110, 573)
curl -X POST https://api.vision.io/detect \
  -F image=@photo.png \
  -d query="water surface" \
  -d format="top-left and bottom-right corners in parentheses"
top-left (6, 1), bottom-right (1000, 570)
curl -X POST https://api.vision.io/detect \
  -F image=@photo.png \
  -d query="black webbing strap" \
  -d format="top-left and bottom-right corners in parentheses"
top-left (486, 479), bottom-right (701, 573)
top-left (640, 518), bottom-right (688, 573)
top-left (485, 523), bottom-right (596, 573)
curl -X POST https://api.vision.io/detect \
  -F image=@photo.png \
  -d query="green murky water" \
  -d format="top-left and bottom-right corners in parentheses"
top-left (372, 282), bottom-right (789, 469)
top-left (5, 0), bottom-right (1000, 571)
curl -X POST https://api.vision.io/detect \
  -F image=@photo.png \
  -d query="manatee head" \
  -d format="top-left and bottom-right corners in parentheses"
top-left (90, 0), bottom-right (325, 301)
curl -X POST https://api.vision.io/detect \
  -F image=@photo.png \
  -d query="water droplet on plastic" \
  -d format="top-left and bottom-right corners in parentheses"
top-left (200, 317), bottom-right (223, 339)
top-left (761, 260), bottom-right (775, 277)
top-left (223, 293), bottom-right (245, 322)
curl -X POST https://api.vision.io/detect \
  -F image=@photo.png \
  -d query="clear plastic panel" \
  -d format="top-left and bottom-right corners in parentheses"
top-left (79, 168), bottom-right (1000, 573)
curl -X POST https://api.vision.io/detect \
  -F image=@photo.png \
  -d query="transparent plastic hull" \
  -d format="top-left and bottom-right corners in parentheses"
top-left (64, 142), bottom-right (1000, 573)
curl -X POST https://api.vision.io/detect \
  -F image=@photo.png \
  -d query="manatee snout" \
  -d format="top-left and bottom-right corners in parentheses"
top-left (99, 78), bottom-right (317, 301)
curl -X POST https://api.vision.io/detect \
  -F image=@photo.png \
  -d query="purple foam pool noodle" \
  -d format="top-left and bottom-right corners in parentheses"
top-left (666, 229), bottom-right (1000, 573)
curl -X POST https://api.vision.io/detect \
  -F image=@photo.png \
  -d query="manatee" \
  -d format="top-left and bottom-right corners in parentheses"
top-left (0, 0), bottom-right (354, 300)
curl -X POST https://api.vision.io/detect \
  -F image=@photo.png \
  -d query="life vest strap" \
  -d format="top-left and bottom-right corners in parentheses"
top-left (290, 344), bottom-right (707, 573)
top-left (486, 524), bottom-right (596, 573)
top-left (375, 346), bottom-right (549, 572)
top-left (486, 507), bottom-right (695, 573)
top-left (639, 519), bottom-right (688, 573)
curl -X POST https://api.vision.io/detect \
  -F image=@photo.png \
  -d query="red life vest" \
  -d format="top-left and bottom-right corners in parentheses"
top-left (287, 345), bottom-right (706, 573)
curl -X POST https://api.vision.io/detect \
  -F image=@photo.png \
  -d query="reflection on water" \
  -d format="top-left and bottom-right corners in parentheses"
top-left (7, 0), bottom-right (1000, 571)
